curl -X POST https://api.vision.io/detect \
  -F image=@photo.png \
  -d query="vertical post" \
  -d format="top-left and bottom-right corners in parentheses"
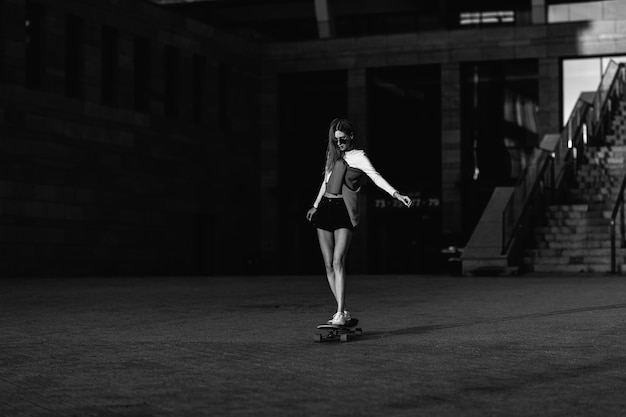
top-left (619, 193), bottom-right (626, 248)
top-left (538, 58), bottom-right (560, 140)
top-left (531, 0), bottom-right (546, 24)
top-left (441, 63), bottom-right (463, 246)
top-left (314, 0), bottom-right (334, 38)
top-left (550, 153), bottom-right (556, 203)
top-left (611, 219), bottom-right (616, 274)
top-left (502, 210), bottom-right (506, 254)
top-left (258, 72), bottom-right (278, 272)
top-left (347, 68), bottom-right (368, 273)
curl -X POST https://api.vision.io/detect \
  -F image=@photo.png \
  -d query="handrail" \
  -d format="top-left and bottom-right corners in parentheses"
top-left (592, 62), bottom-right (624, 139)
top-left (501, 150), bottom-right (551, 252)
top-left (610, 173), bottom-right (626, 273)
top-left (502, 60), bottom-right (624, 257)
top-left (501, 99), bottom-right (592, 254)
top-left (607, 64), bottom-right (626, 273)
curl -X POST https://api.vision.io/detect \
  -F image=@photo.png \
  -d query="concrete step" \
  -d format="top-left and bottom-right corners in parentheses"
top-left (585, 153), bottom-right (626, 161)
top-left (536, 240), bottom-right (614, 249)
top-left (571, 179), bottom-right (622, 186)
top-left (575, 168), bottom-right (623, 176)
top-left (576, 177), bottom-right (626, 185)
top-left (576, 168), bottom-right (626, 177)
top-left (546, 204), bottom-right (612, 212)
top-left (586, 150), bottom-right (626, 158)
top-left (574, 189), bottom-right (622, 197)
top-left (576, 173), bottom-right (626, 181)
top-left (541, 218), bottom-right (611, 227)
top-left (569, 190), bottom-right (619, 198)
top-left (570, 187), bottom-right (619, 196)
top-left (574, 182), bottom-right (623, 190)
top-left (604, 134), bottom-right (626, 145)
top-left (568, 192), bottom-right (619, 199)
top-left (578, 157), bottom-right (626, 164)
top-left (567, 197), bottom-right (616, 205)
top-left (527, 263), bottom-right (616, 273)
top-left (570, 183), bottom-right (621, 189)
top-left (525, 247), bottom-right (626, 257)
top-left (538, 232), bottom-right (610, 242)
top-left (586, 145), bottom-right (626, 153)
top-left (584, 158), bottom-right (625, 167)
top-left (568, 190), bottom-right (617, 198)
top-left (566, 195), bottom-right (617, 205)
top-left (523, 255), bottom-right (624, 266)
top-left (577, 163), bottom-right (625, 170)
top-left (545, 211), bottom-right (612, 220)
top-left (535, 225), bottom-right (610, 234)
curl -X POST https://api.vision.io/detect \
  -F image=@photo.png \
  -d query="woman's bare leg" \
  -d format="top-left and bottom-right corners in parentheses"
top-left (317, 229), bottom-right (338, 302)
top-left (332, 228), bottom-right (353, 313)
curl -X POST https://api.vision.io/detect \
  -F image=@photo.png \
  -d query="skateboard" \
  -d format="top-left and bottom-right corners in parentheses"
top-left (314, 318), bottom-right (363, 343)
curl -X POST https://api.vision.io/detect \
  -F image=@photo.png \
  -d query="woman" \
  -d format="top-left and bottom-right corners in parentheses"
top-left (306, 118), bottom-right (412, 326)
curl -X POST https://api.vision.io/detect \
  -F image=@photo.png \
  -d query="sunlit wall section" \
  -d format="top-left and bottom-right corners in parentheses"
top-left (548, 0), bottom-right (626, 23)
top-left (562, 55), bottom-right (626, 125)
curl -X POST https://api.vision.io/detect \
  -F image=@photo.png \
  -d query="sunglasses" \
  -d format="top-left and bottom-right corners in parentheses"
top-left (336, 136), bottom-right (350, 145)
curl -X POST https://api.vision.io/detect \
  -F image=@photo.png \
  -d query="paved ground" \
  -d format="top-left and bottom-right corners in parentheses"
top-left (1, 273), bottom-right (626, 416)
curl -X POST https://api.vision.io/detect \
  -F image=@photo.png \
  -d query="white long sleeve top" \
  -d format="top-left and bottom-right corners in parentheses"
top-left (312, 149), bottom-right (397, 208)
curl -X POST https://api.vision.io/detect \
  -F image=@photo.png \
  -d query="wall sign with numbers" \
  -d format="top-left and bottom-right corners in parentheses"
top-left (373, 192), bottom-right (440, 210)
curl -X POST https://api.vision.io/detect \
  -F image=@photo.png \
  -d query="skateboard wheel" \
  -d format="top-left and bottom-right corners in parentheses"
top-left (355, 328), bottom-right (363, 336)
top-left (314, 333), bottom-right (322, 343)
top-left (340, 334), bottom-right (348, 342)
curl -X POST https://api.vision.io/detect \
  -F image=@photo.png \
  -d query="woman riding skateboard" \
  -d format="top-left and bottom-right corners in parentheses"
top-left (306, 118), bottom-right (412, 326)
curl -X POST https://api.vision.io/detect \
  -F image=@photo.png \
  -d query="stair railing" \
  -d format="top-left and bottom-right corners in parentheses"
top-left (502, 60), bottom-right (625, 258)
top-left (603, 64), bottom-right (626, 273)
top-left (610, 175), bottom-right (626, 273)
top-left (501, 99), bottom-right (592, 255)
top-left (591, 62), bottom-right (625, 142)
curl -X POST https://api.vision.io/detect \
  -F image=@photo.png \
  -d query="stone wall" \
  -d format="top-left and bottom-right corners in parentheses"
top-left (0, 0), bottom-right (261, 276)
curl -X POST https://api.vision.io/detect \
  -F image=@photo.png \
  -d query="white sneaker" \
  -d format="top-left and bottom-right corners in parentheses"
top-left (330, 311), bottom-right (346, 326)
top-left (343, 310), bottom-right (352, 322)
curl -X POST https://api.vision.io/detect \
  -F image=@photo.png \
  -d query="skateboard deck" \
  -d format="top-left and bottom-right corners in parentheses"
top-left (314, 318), bottom-right (363, 343)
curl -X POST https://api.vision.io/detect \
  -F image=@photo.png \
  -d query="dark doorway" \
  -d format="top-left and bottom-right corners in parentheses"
top-left (277, 70), bottom-right (348, 274)
top-left (367, 65), bottom-right (442, 273)
top-left (192, 214), bottom-right (213, 275)
top-left (460, 59), bottom-right (539, 240)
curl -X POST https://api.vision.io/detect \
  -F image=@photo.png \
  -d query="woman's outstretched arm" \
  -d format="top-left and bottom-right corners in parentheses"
top-left (347, 150), bottom-right (412, 207)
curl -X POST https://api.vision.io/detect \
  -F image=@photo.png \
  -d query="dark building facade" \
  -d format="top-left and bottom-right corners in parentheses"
top-left (1, 0), bottom-right (626, 276)
top-left (0, 0), bottom-right (261, 276)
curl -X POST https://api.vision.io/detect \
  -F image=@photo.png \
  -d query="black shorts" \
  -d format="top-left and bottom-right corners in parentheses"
top-left (311, 197), bottom-right (354, 232)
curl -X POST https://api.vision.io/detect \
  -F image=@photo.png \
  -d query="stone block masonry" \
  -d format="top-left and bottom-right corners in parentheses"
top-left (0, 0), bottom-right (262, 277)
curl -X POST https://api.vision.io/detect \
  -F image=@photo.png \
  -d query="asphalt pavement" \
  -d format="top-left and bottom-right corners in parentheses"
top-left (1, 273), bottom-right (625, 416)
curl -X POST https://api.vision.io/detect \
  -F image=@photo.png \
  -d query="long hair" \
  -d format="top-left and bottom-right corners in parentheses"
top-left (324, 118), bottom-right (354, 173)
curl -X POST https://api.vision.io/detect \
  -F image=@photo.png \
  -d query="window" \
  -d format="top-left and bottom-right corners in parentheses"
top-left (459, 10), bottom-right (515, 26)
top-left (218, 62), bottom-right (230, 130)
top-left (192, 54), bottom-right (206, 123)
top-left (133, 35), bottom-right (150, 112)
top-left (65, 14), bottom-right (84, 98)
top-left (0, 0), bottom-right (4, 82)
top-left (561, 56), bottom-right (626, 125)
top-left (163, 45), bottom-right (180, 118)
top-left (25, 2), bottom-right (44, 89)
top-left (454, 0), bottom-right (527, 27)
top-left (101, 25), bottom-right (118, 107)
